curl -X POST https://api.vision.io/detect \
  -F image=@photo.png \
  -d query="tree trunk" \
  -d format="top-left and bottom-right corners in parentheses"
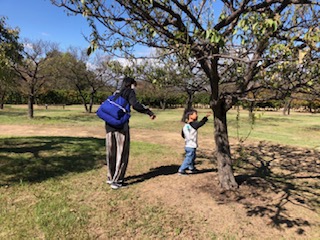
top-left (76, 85), bottom-right (89, 112)
top-left (283, 98), bottom-right (292, 115)
top-left (89, 101), bottom-right (93, 113)
top-left (248, 101), bottom-right (255, 119)
top-left (200, 52), bottom-right (237, 190)
top-left (89, 93), bottom-right (94, 113)
top-left (0, 89), bottom-right (6, 110)
top-left (28, 94), bottom-right (34, 118)
top-left (181, 91), bottom-right (194, 122)
top-left (78, 93), bottom-right (88, 112)
top-left (89, 89), bottom-right (97, 113)
top-left (0, 94), bottom-right (4, 110)
top-left (160, 99), bottom-right (166, 110)
top-left (213, 99), bottom-right (238, 190)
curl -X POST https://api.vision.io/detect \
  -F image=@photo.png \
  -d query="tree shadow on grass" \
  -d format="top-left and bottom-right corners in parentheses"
top-left (0, 136), bottom-right (105, 185)
top-left (209, 141), bottom-right (320, 234)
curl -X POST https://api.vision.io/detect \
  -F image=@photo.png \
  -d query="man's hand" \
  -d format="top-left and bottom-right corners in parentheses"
top-left (150, 115), bottom-right (156, 120)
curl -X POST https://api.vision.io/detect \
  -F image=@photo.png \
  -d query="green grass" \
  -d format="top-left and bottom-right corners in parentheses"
top-left (0, 104), bottom-right (99, 126)
top-left (0, 105), bottom-right (319, 239)
top-left (1, 104), bottom-right (319, 149)
top-left (0, 139), bottom-right (201, 239)
top-left (227, 110), bottom-right (320, 149)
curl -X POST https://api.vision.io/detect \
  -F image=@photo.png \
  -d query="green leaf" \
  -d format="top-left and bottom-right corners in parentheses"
top-left (205, 30), bottom-right (211, 39)
top-left (272, 21), bottom-right (278, 31)
top-left (210, 32), bottom-right (219, 43)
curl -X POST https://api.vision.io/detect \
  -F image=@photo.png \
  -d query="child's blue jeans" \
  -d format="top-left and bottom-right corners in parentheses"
top-left (179, 147), bottom-right (196, 172)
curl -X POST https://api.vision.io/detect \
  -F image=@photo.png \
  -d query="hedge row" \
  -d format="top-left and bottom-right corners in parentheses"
top-left (4, 90), bottom-right (320, 111)
top-left (5, 90), bottom-right (112, 105)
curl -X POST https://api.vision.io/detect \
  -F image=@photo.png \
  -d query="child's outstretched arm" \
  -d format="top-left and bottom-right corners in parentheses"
top-left (190, 113), bottom-right (211, 129)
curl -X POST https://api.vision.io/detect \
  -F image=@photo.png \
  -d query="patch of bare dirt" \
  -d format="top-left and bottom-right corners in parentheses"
top-left (2, 124), bottom-right (319, 239)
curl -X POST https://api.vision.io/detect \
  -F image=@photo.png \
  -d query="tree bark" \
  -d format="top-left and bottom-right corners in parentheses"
top-left (28, 94), bottom-right (34, 118)
top-left (89, 91), bottom-right (95, 113)
top-left (160, 99), bottom-right (166, 110)
top-left (74, 84), bottom-right (89, 112)
top-left (213, 99), bottom-right (238, 190)
top-left (181, 90), bottom-right (194, 122)
top-left (201, 53), bottom-right (238, 190)
top-left (283, 98), bottom-right (292, 115)
top-left (248, 101), bottom-right (255, 119)
top-left (0, 92), bottom-right (5, 110)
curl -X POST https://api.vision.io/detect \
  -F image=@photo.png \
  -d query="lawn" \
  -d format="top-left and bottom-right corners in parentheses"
top-left (0, 105), bottom-right (319, 239)
top-left (1, 104), bottom-right (319, 149)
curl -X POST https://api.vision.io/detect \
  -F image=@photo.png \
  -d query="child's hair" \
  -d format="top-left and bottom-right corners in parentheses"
top-left (184, 109), bottom-right (197, 122)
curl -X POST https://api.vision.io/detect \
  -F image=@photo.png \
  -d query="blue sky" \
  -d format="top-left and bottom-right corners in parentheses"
top-left (1, 0), bottom-right (92, 50)
top-left (1, 0), bottom-right (224, 57)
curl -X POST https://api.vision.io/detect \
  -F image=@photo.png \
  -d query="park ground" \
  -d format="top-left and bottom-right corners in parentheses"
top-left (0, 106), bottom-right (319, 239)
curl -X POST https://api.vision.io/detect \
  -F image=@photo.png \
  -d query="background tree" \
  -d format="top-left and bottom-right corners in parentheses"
top-left (169, 54), bottom-right (209, 121)
top-left (86, 53), bottom-right (117, 112)
top-left (59, 48), bottom-right (92, 112)
top-left (52, 0), bottom-right (320, 190)
top-left (50, 48), bottom-right (126, 112)
top-left (104, 59), bottom-right (128, 91)
top-left (11, 39), bottom-right (58, 118)
top-left (136, 57), bottom-right (182, 110)
top-left (141, 51), bottom-right (208, 117)
top-left (0, 17), bottom-right (23, 109)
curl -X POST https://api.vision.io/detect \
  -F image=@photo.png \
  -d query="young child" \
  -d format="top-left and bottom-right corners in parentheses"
top-left (178, 109), bottom-right (211, 175)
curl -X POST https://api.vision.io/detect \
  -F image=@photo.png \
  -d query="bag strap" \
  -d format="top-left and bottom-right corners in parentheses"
top-left (107, 98), bottom-right (128, 113)
top-left (110, 89), bottom-right (129, 112)
top-left (113, 88), bottom-right (126, 101)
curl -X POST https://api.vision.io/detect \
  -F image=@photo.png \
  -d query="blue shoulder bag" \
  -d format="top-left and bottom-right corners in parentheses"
top-left (96, 93), bottom-right (131, 128)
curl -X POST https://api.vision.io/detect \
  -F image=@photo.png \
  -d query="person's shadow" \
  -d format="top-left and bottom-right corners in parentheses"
top-left (125, 164), bottom-right (215, 185)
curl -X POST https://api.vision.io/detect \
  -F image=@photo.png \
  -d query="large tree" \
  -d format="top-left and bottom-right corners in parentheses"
top-left (52, 0), bottom-right (320, 190)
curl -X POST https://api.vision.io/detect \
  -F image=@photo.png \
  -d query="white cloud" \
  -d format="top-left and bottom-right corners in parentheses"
top-left (41, 32), bottom-right (50, 37)
top-left (134, 46), bottom-right (157, 57)
top-left (23, 42), bottom-right (33, 50)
